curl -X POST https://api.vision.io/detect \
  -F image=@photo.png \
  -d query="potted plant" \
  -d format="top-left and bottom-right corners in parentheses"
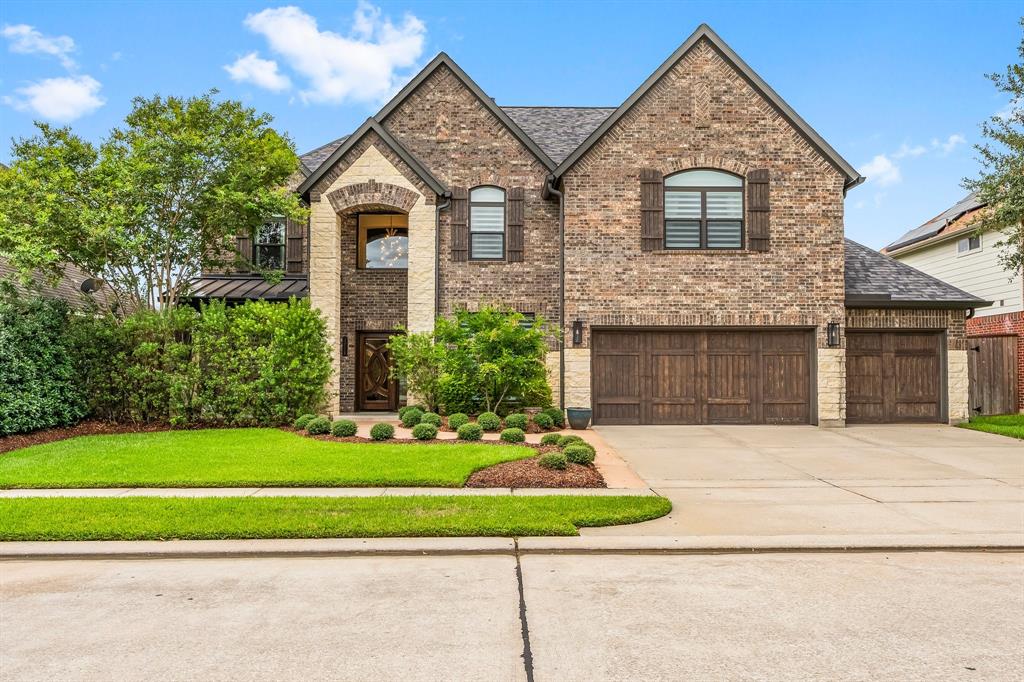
top-left (566, 407), bottom-right (592, 430)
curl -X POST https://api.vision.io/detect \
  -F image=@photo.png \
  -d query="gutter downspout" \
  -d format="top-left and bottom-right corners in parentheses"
top-left (434, 192), bottom-right (452, 319)
top-left (544, 176), bottom-right (565, 410)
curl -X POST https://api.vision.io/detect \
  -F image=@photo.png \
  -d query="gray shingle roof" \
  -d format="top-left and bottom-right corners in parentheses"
top-left (885, 192), bottom-right (984, 252)
top-left (501, 107), bottom-right (615, 165)
top-left (299, 136), bottom-right (348, 175)
top-left (844, 239), bottom-right (988, 308)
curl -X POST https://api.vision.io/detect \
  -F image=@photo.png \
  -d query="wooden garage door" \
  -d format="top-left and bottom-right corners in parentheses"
top-left (846, 331), bottom-right (943, 423)
top-left (592, 330), bottom-right (812, 425)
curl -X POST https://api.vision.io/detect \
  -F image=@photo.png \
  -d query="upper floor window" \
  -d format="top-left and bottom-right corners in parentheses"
top-left (256, 218), bottom-right (286, 269)
top-left (957, 234), bottom-right (981, 255)
top-left (358, 214), bottom-right (409, 269)
top-left (470, 186), bottom-right (505, 260)
top-left (664, 169), bottom-right (743, 249)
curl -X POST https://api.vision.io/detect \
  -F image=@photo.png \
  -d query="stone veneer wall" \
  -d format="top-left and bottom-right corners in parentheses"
top-left (816, 348), bottom-right (846, 427)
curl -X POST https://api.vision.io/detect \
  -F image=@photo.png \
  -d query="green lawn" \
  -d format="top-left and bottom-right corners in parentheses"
top-left (957, 414), bottom-right (1024, 440)
top-left (0, 428), bottom-right (535, 488)
top-left (0, 495), bottom-right (672, 540)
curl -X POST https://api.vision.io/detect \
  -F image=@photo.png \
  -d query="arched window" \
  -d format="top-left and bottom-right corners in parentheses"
top-left (469, 186), bottom-right (506, 260)
top-left (664, 169), bottom-right (743, 249)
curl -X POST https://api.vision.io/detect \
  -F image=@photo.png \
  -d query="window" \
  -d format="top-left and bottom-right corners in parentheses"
top-left (470, 186), bottom-right (505, 260)
top-left (358, 214), bottom-right (408, 269)
top-left (664, 169), bottom-right (744, 249)
top-left (957, 234), bottom-right (981, 255)
top-left (256, 218), bottom-right (286, 269)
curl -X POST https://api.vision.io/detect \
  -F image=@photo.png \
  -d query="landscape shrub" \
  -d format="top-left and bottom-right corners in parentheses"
top-left (330, 419), bottom-right (357, 437)
top-left (370, 423), bottom-right (395, 441)
top-left (532, 412), bottom-right (553, 429)
top-left (420, 412), bottom-right (443, 428)
top-left (294, 414), bottom-right (316, 429)
top-left (0, 292), bottom-right (89, 435)
top-left (539, 453), bottom-right (568, 470)
top-left (504, 413), bottom-right (528, 430)
top-left (446, 413), bottom-right (470, 430)
top-left (563, 444), bottom-right (596, 466)
top-left (305, 416), bottom-right (330, 435)
top-left (400, 407), bottom-right (424, 428)
top-left (457, 422), bottom-right (483, 441)
top-left (411, 423), bottom-right (438, 440)
top-left (540, 433), bottom-right (562, 446)
top-left (542, 407), bottom-right (565, 428)
top-left (398, 404), bottom-right (426, 420)
top-left (500, 427), bottom-right (525, 443)
top-left (557, 434), bottom-right (584, 448)
top-left (477, 412), bottom-right (502, 431)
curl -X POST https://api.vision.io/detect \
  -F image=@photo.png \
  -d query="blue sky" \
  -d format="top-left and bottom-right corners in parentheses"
top-left (0, 0), bottom-right (1019, 248)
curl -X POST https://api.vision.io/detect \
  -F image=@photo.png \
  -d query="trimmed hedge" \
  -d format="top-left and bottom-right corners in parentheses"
top-left (305, 416), bottom-right (330, 435)
top-left (370, 423), bottom-right (395, 441)
top-left (540, 433), bottom-right (562, 446)
top-left (477, 412), bottom-right (501, 431)
top-left (294, 413), bottom-right (316, 430)
top-left (446, 413), bottom-right (470, 430)
top-left (330, 419), bottom-right (357, 437)
top-left (542, 407), bottom-right (565, 428)
top-left (539, 452), bottom-right (567, 470)
top-left (457, 422), bottom-right (483, 441)
top-left (411, 423), bottom-right (438, 440)
top-left (420, 412), bottom-right (443, 428)
top-left (557, 434), bottom-right (584, 448)
top-left (533, 412), bottom-right (553, 429)
top-left (500, 427), bottom-right (525, 443)
top-left (563, 444), bottom-right (596, 465)
top-left (504, 413), bottom-right (528, 430)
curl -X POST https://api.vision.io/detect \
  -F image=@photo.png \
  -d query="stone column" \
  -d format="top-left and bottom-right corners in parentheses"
top-left (309, 198), bottom-right (341, 415)
top-left (947, 349), bottom-right (969, 424)
top-left (406, 199), bottom-right (436, 334)
top-left (563, 348), bottom-right (591, 409)
top-left (816, 347), bottom-right (846, 428)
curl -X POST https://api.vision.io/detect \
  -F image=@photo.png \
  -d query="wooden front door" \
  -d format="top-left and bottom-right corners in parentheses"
top-left (591, 329), bottom-right (812, 425)
top-left (846, 331), bottom-right (943, 423)
top-left (357, 332), bottom-right (398, 411)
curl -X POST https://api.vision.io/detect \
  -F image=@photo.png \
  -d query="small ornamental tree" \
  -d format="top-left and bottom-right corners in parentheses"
top-left (388, 330), bottom-right (447, 413)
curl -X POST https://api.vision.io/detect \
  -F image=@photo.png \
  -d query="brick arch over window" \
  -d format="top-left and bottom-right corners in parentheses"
top-left (662, 156), bottom-right (749, 177)
top-left (326, 180), bottom-right (421, 215)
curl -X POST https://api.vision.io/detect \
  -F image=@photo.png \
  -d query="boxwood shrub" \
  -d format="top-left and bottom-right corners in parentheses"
top-left (294, 413), bottom-right (316, 429)
top-left (477, 411), bottom-right (501, 431)
top-left (540, 432), bottom-right (563, 446)
top-left (539, 452), bottom-right (568, 470)
top-left (400, 407), bottom-right (424, 427)
top-left (457, 422), bottom-right (483, 441)
top-left (330, 419), bottom-right (357, 437)
top-left (557, 434), bottom-right (584, 448)
top-left (500, 427), bottom-right (525, 443)
top-left (305, 416), bottom-right (331, 435)
top-left (532, 412), bottom-right (553, 429)
top-left (446, 413), bottom-right (470, 430)
top-left (370, 422), bottom-right (395, 441)
top-left (542, 407), bottom-right (565, 428)
top-left (504, 413), bottom-right (528, 430)
top-left (420, 412), bottom-right (443, 427)
top-left (398, 404), bottom-right (425, 420)
top-left (563, 444), bottom-right (596, 465)
top-left (411, 422), bottom-right (438, 440)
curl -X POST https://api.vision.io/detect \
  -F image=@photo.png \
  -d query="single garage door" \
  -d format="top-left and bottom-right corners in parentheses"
top-left (591, 329), bottom-right (813, 425)
top-left (846, 331), bottom-right (944, 423)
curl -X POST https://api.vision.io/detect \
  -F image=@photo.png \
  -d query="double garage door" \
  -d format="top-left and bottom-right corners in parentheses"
top-left (591, 329), bottom-right (945, 425)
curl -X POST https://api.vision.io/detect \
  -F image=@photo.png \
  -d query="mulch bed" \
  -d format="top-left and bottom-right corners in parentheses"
top-left (466, 456), bottom-right (605, 488)
top-left (0, 420), bottom-right (175, 455)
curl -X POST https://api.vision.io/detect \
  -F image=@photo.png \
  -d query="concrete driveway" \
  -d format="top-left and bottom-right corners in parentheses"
top-left (590, 424), bottom-right (1023, 539)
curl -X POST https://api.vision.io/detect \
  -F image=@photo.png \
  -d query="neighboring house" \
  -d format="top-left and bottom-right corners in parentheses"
top-left (0, 257), bottom-right (122, 314)
top-left (885, 193), bottom-right (1023, 412)
top-left (188, 24), bottom-right (986, 426)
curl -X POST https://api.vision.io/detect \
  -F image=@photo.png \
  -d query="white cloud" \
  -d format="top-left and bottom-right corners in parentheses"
top-left (892, 142), bottom-right (927, 159)
top-left (225, 52), bottom-right (292, 92)
top-left (932, 133), bottom-right (966, 155)
top-left (2, 24), bottom-right (76, 69)
top-left (4, 75), bottom-right (104, 121)
top-left (994, 98), bottom-right (1020, 121)
top-left (860, 154), bottom-right (902, 187)
top-left (240, 3), bottom-right (426, 104)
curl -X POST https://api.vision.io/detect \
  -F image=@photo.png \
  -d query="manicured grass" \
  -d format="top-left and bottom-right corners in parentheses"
top-left (957, 414), bottom-right (1024, 440)
top-left (0, 495), bottom-right (672, 540)
top-left (0, 429), bottom-right (536, 488)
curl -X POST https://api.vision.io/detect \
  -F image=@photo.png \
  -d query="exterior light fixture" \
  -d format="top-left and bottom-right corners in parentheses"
top-left (341, 335), bottom-right (349, 357)
top-left (826, 322), bottom-right (840, 348)
top-left (572, 320), bottom-right (584, 347)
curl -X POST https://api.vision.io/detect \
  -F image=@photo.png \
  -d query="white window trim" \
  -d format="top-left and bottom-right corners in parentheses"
top-left (955, 233), bottom-right (983, 258)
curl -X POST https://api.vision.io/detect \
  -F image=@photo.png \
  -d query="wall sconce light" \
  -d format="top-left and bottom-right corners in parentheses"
top-left (341, 335), bottom-right (349, 357)
top-left (572, 320), bottom-right (584, 347)
top-left (826, 322), bottom-right (840, 348)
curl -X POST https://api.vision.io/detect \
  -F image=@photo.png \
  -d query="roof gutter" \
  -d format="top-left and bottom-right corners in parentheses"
top-left (844, 295), bottom-right (992, 311)
top-left (843, 175), bottom-right (866, 196)
top-left (544, 175), bottom-right (566, 410)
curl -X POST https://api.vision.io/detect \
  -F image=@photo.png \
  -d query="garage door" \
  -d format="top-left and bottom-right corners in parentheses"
top-left (591, 330), bottom-right (813, 425)
top-left (846, 331), bottom-right (943, 423)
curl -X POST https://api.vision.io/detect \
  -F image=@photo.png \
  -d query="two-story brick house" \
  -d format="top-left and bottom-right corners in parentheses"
top-left (187, 24), bottom-right (987, 426)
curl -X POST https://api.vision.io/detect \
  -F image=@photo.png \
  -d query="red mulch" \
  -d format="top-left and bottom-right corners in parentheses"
top-left (466, 455), bottom-right (605, 488)
top-left (0, 420), bottom-right (174, 455)
top-left (293, 427), bottom-right (551, 450)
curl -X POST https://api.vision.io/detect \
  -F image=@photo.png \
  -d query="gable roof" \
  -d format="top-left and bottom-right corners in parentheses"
top-left (295, 118), bottom-right (448, 198)
top-left (299, 136), bottom-right (348, 175)
top-left (883, 192), bottom-right (986, 254)
top-left (374, 52), bottom-right (557, 171)
top-left (501, 107), bottom-right (615, 165)
top-left (549, 24), bottom-right (863, 189)
top-left (844, 238), bottom-right (989, 309)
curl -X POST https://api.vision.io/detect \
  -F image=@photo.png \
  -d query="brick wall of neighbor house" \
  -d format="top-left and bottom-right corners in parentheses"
top-left (559, 39), bottom-right (847, 412)
top-left (380, 64), bottom-right (561, 330)
top-left (967, 310), bottom-right (1024, 411)
top-left (846, 307), bottom-right (970, 423)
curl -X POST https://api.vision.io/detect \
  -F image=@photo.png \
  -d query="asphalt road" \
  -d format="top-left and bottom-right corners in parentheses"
top-left (2, 551), bottom-right (1022, 681)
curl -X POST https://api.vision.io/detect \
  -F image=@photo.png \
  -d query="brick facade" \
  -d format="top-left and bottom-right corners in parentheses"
top-left (967, 310), bottom-right (1024, 411)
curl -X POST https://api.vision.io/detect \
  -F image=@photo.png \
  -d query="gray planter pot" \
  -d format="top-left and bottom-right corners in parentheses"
top-left (566, 407), bottom-right (592, 430)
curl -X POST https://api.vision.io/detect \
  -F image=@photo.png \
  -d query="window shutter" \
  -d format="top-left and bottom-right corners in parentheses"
top-left (640, 169), bottom-right (664, 251)
top-left (235, 234), bottom-right (252, 273)
top-left (747, 169), bottom-right (770, 252)
top-left (285, 218), bottom-right (304, 274)
top-left (451, 186), bottom-right (469, 262)
top-left (507, 186), bottom-right (525, 262)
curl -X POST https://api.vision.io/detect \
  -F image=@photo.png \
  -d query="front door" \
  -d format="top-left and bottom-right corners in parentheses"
top-left (357, 332), bottom-right (398, 411)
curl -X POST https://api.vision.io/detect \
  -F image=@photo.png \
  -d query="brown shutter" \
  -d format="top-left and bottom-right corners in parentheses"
top-left (747, 169), bottom-right (770, 252)
top-left (450, 186), bottom-right (468, 262)
top-left (235, 234), bottom-right (252, 273)
top-left (640, 169), bottom-right (664, 251)
top-left (285, 218), bottom-right (304, 274)
top-left (507, 187), bottom-right (525, 262)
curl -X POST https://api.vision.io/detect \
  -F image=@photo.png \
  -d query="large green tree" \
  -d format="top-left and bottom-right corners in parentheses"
top-left (0, 91), bottom-right (305, 312)
top-left (964, 18), bottom-right (1024, 277)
